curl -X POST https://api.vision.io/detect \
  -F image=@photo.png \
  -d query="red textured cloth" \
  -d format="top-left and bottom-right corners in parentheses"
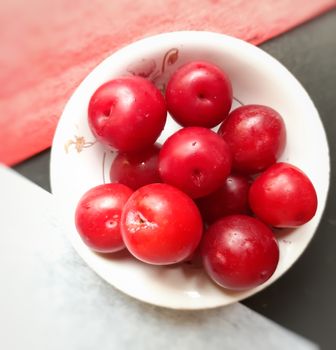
top-left (0, 0), bottom-right (335, 165)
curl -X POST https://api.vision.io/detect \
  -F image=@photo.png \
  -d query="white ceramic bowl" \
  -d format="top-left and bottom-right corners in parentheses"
top-left (50, 31), bottom-right (329, 309)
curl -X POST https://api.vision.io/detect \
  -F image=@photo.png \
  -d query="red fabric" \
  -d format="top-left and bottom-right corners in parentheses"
top-left (0, 0), bottom-right (335, 165)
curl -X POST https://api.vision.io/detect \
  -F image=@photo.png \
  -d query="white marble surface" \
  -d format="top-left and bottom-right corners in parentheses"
top-left (0, 166), bottom-right (317, 349)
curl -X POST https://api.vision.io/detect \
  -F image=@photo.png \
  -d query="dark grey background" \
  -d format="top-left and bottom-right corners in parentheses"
top-left (14, 9), bottom-right (336, 349)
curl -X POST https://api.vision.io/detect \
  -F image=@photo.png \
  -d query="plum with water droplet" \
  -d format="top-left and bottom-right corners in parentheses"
top-left (166, 61), bottom-right (232, 128)
top-left (75, 183), bottom-right (133, 252)
top-left (158, 127), bottom-right (232, 198)
top-left (88, 76), bottom-right (167, 152)
top-left (202, 215), bottom-right (279, 290)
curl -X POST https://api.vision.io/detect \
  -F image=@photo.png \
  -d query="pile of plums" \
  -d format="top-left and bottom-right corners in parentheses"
top-left (75, 61), bottom-right (317, 290)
